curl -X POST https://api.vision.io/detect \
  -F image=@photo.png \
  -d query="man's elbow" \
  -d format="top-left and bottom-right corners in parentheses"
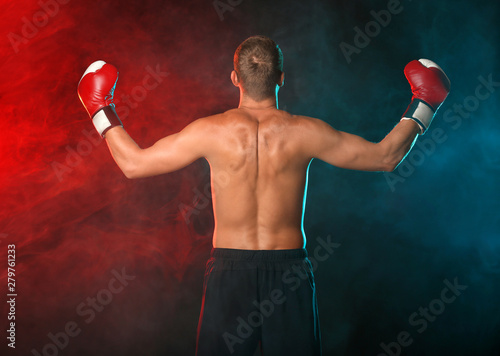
top-left (118, 151), bottom-right (146, 179)
top-left (122, 168), bottom-right (137, 179)
top-left (375, 141), bottom-right (406, 172)
top-left (380, 152), bottom-right (402, 172)
top-left (123, 170), bottom-right (137, 179)
top-left (381, 162), bottom-right (398, 172)
top-left (121, 163), bottom-right (141, 179)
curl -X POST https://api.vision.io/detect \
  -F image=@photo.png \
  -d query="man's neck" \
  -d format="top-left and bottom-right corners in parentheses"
top-left (238, 94), bottom-right (278, 110)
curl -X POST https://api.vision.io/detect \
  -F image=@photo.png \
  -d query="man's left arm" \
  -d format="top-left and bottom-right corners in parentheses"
top-left (307, 58), bottom-right (450, 172)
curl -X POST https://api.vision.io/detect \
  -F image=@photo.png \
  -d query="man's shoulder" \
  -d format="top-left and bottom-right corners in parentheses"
top-left (186, 112), bottom-right (228, 129)
top-left (196, 109), bottom-right (238, 124)
top-left (283, 113), bottom-right (326, 130)
top-left (289, 113), bottom-right (322, 122)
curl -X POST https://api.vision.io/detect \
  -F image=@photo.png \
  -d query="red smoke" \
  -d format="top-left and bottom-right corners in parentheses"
top-left (0, 0), bottom-right (244, 354)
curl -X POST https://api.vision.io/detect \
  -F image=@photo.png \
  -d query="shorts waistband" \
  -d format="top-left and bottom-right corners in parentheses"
top-left (210, 248), bottom-right (307, 261)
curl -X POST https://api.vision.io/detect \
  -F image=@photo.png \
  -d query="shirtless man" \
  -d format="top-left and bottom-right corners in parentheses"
top-left (77, 36), bottom-right (450, 356)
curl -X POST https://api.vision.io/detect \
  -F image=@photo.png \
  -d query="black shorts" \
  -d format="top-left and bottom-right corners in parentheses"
top-left (196, 248), bottom-right (321, 356)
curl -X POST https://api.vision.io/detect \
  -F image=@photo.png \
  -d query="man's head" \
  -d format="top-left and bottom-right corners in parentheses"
top-left (232, 36), bottom-right (284, 102)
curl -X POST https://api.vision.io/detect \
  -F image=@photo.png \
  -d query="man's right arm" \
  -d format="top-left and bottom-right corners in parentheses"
top-left (103, 117), bottom-right (211, 179)
top-left (77, 60), bottom-right (215, 179)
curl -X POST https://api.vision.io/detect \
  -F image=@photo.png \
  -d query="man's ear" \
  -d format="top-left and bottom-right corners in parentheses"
top-left (231, 70), bottom-right (239, 87)
top-left (278, 72), bottom-right (285, 87)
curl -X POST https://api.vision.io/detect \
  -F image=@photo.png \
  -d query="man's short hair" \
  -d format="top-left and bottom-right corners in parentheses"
top-left (233, 36), bottom-right (283, 101)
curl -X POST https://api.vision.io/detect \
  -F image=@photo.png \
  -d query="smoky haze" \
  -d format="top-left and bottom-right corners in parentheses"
top-left (0, 0), bottom-right (499, 355)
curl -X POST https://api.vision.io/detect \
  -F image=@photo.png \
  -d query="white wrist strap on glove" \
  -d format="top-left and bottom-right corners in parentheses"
top-left (92, 105), bottom-right (123, 137)
top-left (401, 98), bottom-right (435, 135)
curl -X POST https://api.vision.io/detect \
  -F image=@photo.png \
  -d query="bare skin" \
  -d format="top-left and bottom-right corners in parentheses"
top-left (104, 70), bottom-right (420, 250)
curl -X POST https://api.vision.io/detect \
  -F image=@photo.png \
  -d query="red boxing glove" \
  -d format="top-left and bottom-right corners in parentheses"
top-left (401, 59), bottom-right (451, 134)
top-left (78, 60), bottom-right (123, 137)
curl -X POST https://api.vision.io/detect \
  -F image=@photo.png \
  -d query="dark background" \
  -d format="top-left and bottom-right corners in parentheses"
top-left (1, 0), bottom-right (499, 355)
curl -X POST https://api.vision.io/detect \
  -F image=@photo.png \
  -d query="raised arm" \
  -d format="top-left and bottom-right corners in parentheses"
top-left (306, 59), bottom-right (450, 172)
top-left (103, 118), bottom-right (209, 178)
top-left (307, 118), bottom-right (419, 172)
top-left (77, 60), bottom-right (211, 179)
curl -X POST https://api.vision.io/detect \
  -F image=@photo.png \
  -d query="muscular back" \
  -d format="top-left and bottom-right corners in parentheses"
top-left (204, 108), bottom-right (313, 250)
top-left (105, 93), bottom-right (410, 249)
